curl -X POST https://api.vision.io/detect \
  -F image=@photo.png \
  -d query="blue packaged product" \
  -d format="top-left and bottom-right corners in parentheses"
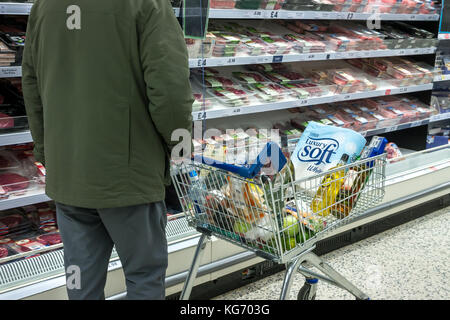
top-left (292, 121), bottom-right (366, 181)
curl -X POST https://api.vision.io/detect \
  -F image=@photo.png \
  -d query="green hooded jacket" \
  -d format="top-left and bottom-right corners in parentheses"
top-left (22, 0), bottom-right (193, 208)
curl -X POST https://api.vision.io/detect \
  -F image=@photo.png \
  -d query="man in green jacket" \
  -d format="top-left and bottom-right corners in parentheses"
top-left (22, 0), bottom-right (193, 300)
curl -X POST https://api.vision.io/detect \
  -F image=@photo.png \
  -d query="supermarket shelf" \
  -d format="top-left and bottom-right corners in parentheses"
top-left (0, 3), bottom-right (181, 16)
top-left (434, 74), bottom-right (450, 82)
top-left (193, 83), bottom-right (434, 120)
top-left (189, 47), bottom-right (436, 68)
top-left (206, 9), bottom-right (439, 21)
top-left (0, 3), bottom-right (439, 21)
top-left (0, 188), bottom-right (51, 211)
top-left (0, 130), bottom-right (32, 146)
top-left (1, 47), bottom-right (437, 78)
top-left (361, 118), bottom-right (434, 137)
top-left (429, 112), bottom-right (450, 122)
top-left (2, 112), bottom-right (447, 148)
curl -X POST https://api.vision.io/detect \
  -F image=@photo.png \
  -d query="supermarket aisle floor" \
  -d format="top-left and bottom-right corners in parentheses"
top-left (213, 205), bottom-right (450, 300)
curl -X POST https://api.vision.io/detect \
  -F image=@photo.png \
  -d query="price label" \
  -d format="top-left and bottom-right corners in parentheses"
top-left (196, 112), bottom-right (207, 120)
top-left (272, 55), bottom-right (283, 63)
top-left (412, 49), bottom-right (419, 54)
top-left (245, 10), bottom-right (263, 18)
top-left (232, 108), bottom-right (242, 114)
top-left (321, 12), bottom-right (330, 18)
top-left (399, 87), bottom-right (408, 93)
top-left (347, 52), bottom-right (355, 58)
top-left (342, 94), bottom-right (351, 100)
top-left (226, 57), bottom-right (236, 64)
top-left (0, 67), bottom-right (21, 78)
top-left (411, 120), bottom-right (423, 127)
top-left (268, 10), bottom-right (279, 19)
top-left (307, 54), bottom-right (315, 60)
top-left (298, 99), bottom-right (309, 106)
top-left (108, 260), bottom-right (121, 270)
top-left (385, 126), bottom-right (398, 133)
top-left (398, 50), bottom-right (405, 55)
top-left (410, 15), bottom-right (416, 20)
top-left (196, 58), bottom-right (207, 67)
top-left (346, 12), bottom-right (354, 19)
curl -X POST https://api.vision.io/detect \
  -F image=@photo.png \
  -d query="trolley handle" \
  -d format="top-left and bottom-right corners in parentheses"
top-left (192, 142), bottom-right (287, 179)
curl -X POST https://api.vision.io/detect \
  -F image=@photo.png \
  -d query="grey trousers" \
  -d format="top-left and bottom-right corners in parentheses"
top-left (55, 201), bottom-right (168, 300)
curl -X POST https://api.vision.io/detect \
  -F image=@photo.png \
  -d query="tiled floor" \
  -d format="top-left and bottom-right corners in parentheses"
top-left (213, 205), bottom-right (450, 300)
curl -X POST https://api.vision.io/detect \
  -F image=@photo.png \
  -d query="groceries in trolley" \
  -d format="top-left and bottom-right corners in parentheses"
top-left (174, 129), bottom-right (387, 257)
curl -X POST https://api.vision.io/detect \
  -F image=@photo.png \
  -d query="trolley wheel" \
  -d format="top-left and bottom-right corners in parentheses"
top-left (297, 280), bottom-right (317, 300)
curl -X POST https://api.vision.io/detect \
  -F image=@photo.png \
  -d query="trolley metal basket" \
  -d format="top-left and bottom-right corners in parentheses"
top-left (171, 142), bottom-right (387, 300)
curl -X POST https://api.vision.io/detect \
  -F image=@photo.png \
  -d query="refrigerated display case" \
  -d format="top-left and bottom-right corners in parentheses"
top-left (0, 0), bottom-right (448, 300)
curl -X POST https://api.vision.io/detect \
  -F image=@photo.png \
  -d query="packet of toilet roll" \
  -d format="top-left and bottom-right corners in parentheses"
top-left (291, 121), bottom-right (366, 182)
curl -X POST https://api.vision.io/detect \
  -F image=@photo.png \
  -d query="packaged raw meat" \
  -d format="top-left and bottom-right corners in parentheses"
top-left (283, 33), bottom-right (327, 54)
top-left (385, 142), bottom-right (404, 162)
top-left (259, 34), bottom-right (293, 55)
top-left (334, 110), bottom-right (356, 128)
top-left (0, 172), bottom-right (30, 195)
top-left (11, 238), bottom-right (46, 254)
top-left (245, 83), bottom-right (291, 103)
top-left (0, 150), bottom-right (20, 171)
top-left (208, 86), bottom-right (252, 107)
top-left (282, 83), bottom-right (310, 99)
top-left (260, 0), bottom-right (284, 9)
top-left (199, 75), bottom-right (237, 88)
top-left (232, 71), bottom-right (270, 85)
top-left (36, 232), bottom-right (62, 246)
top-left (377, 105), bottom-right (404, 125)
top-left (327, 69), bottom-right (360, 94)
top-left (241, 38), bottom-right (268, 56)
top-left (210, 0), bottom-right (237, 8)
top-left (235, 0), bottom-right (264, 10)
top-left (0, 245), bottom-right (8, 258)
top-left (0, 112), bottom-right (14, 129)
top-left (294, 21), bottom-right (329, 32)
top-left (295, 82), bottom-right (332, 97)
top-left (263, 70), bottom-right (309, 84)
top-left (392, 101), bottom-right (421, 122)
top-left (246, 63), bottom-right (286, 73)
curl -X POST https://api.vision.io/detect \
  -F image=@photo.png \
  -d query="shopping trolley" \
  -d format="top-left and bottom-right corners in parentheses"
top-left (171, 142), bottom-right (386, 300)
